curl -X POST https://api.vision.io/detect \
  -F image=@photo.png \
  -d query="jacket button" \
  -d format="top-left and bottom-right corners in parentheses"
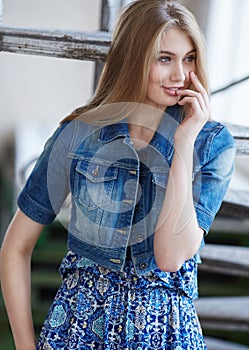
top-left (136, 235), bottom-right (143, 243)
top-left (92, 166), bottom-right (99, 176)
top-left (116, 229), bottom-right (126, 235)
top-left (123, 199), bottom-right (133, 205)
top-left (140, 262), bottom-right (147, 270)
top-left (110, 258), bottom-right (121, 264)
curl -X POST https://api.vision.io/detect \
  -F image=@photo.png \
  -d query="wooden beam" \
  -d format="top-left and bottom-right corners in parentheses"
top-left (219, 199), bottom-right (249, 219)
top-left (199, 244), bottom-right (249, 277)
top-left (195, 296), bottom-right (249, 331)
top-left (218, 190), bottom-right (249, 219)
top-left (0, 27), bottom-right (111, 62)
top-left (226, 123), bottom-right (249, 155)
top-left (205, 337), bottom-right (249, 350)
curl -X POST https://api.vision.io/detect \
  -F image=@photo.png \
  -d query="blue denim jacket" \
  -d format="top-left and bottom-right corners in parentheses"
top-left (18, 105), bottom-right (236, 276)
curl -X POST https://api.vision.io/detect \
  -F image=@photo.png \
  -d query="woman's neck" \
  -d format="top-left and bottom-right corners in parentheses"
top-left (128, 105), bottom-right (164, 149)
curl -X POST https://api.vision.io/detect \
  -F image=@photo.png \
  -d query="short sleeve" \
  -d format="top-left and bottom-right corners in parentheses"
top-left (193, 124), bottom-right (236, 234)
top-left (17, 121), bottom-right (72, 225)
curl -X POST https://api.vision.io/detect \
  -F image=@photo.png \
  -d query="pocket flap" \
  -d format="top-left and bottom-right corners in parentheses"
top-left (76, 160), bottom-right (118, 183)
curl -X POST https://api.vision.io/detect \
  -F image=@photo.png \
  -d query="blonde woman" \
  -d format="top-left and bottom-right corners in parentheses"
top-left (0, 1), bottom-right (235, 349)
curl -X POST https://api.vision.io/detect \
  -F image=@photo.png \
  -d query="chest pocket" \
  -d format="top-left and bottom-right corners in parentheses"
top-left (74, 159), bottom-right (119, 211)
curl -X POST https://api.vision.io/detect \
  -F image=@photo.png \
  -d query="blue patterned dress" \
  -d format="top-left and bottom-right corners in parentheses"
top-left (36, 250), bottom-right (206, 350)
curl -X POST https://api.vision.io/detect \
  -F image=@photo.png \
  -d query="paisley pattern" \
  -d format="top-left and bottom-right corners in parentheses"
top-left (36, 251), bottom-right (207, 350)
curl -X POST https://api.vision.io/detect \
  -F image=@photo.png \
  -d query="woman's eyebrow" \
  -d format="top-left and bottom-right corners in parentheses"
top-left (159, 49), bottom-right (197, 56)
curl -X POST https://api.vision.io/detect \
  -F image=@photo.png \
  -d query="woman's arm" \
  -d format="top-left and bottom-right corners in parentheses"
top-left (0, 209), bottom-right (44, 350)
top-left (154, 72), bottom-right (210, 272)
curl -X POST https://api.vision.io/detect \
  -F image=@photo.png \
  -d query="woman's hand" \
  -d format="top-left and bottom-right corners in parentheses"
top-left (176, 71), bottom-right (211, 141)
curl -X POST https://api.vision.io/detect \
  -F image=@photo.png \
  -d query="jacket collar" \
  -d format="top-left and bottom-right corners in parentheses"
top-left (99, 120), bottom-right (129, 142)
top-left (98, 105), bottom-right (183, 160)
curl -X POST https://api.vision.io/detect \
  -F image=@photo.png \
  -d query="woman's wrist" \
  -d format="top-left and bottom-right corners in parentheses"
top-left (15, 339), bottom-right (36, 350)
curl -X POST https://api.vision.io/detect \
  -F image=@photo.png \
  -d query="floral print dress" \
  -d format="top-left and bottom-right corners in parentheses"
top-left (36, 250), bottom-right (206, 350)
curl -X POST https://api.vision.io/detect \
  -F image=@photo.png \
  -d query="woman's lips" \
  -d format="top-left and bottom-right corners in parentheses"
top-left (162, 86), bottom-right (183, 96)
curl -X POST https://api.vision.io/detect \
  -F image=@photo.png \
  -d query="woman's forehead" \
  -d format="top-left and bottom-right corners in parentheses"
top-left (159, 28), bottom-right (195, 53)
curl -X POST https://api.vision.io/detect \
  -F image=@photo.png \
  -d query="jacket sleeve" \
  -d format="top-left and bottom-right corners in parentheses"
top-left (17, 121), bottom-right (73, 225)
top-left (193, 124), bottom-right (236, 234)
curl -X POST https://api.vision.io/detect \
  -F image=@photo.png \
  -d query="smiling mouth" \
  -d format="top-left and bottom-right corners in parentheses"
top-left (165, 87), bottom-right (183, 91)
top-left (162, 86), bottom-right (183, 96)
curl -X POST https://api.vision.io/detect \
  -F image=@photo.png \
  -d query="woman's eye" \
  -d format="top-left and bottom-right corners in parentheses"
top-left (158, 56), bottom-right (171, 63)
top-left (184, 55), bottom-right (196, 63)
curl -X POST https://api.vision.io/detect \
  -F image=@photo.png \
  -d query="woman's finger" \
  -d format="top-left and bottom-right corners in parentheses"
top-left (177, 89), bottom-right (207, 113)
top-left (190, 72), bottom-right (210, 107)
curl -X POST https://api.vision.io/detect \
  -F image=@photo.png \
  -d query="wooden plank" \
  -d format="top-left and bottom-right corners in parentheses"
top-left (205, 337), bottom-right (249, 350)
top-left (0, 27), bottom-right (111, 62)
top-left (199, 244), bottom-right (249, 277)
top-left (225, 123), bottom-right (249, 155)
top-left (234, 138), bottom-right (249, 155)
top-left (218, 190), bottom-right (249, 219)
top-left (195, 296), bottom-right (249, 331)
top-left (225, 123), bottom-right (249, 139)
top-left (219, 200), bottom-right (249, 219)
top-left (211, 216), bottom-right (249, 234)
top-left (219, 125), bottom-right (249, 218)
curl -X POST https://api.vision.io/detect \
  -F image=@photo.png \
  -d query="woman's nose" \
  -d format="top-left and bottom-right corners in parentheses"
top-left (170, 63), bottom-right (185, 82)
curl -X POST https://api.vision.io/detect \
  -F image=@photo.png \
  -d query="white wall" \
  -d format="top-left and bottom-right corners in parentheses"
top-left (206, 0), bottom-right (249, 193)
top-left (0, 0), bottom-right (101, 140)
top-left (206, 0), bottom-right (249, 127)
top-left (180, 0), bottom-right (210, 32)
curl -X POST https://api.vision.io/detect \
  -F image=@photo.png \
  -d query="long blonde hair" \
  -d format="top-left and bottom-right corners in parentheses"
top-left (63, 0), bottom-right (209, 123)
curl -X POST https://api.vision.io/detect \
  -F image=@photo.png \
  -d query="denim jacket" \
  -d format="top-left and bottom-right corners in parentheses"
top-left (18, 105), bottom-right (236, 276)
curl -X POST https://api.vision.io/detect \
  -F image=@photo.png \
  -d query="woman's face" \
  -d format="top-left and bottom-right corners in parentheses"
top-left (144, 28), bottom-right (197, 110)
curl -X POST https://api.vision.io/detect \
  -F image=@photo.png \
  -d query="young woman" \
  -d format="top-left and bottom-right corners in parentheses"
top-left (0, 1), bottom-right (236, 349)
